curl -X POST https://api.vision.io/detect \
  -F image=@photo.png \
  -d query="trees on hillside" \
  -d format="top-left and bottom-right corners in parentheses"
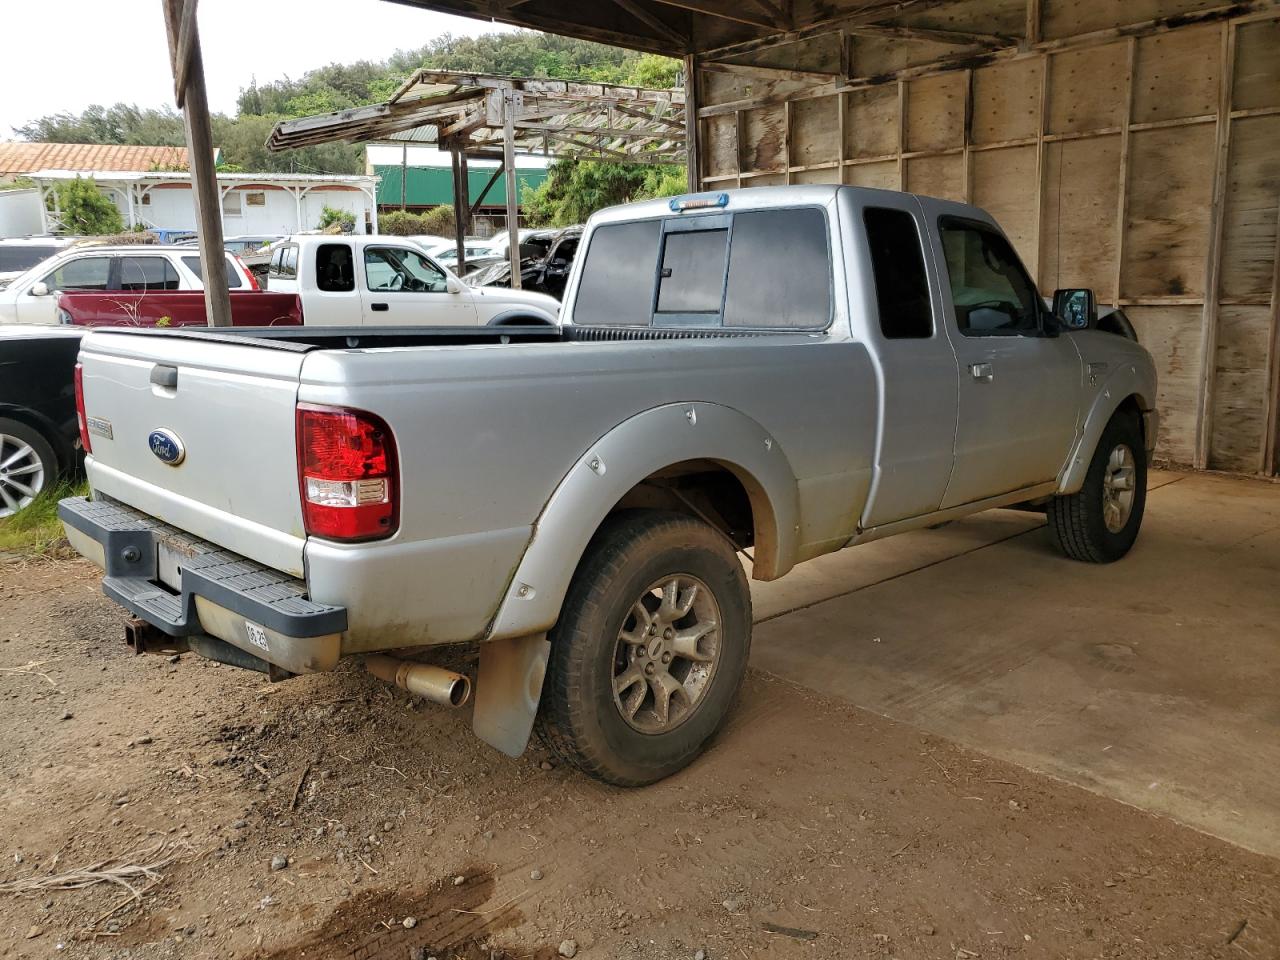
top-left (9, 30), bottom-right (687, 224)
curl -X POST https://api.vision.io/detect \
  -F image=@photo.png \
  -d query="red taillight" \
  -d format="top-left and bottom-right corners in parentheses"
top-left (74, 363), bottom-right (92, 454)
top-left (296, 404), bottom-right (398, 541)
top-left (236, 255), bottom-right (261, 291)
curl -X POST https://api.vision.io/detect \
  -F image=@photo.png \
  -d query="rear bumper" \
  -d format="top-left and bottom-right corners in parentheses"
top-left (58, 495), bottom-right (345, 675)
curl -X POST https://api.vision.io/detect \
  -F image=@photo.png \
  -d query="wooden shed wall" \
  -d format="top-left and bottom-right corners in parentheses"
top-left (692, 2), bottom-right (1280, 474)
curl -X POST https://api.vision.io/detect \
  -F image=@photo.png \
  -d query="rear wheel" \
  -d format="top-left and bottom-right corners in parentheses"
top-left (1046, 410), bottom-right (1146, 562)
top-left (536, 511), bottom-right (751, 786)
top-left (0, 419), bottom-right (56, 519)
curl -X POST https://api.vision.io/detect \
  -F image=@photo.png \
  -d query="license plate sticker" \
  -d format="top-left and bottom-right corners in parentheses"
top-left (244, 621), bottom-right (270, 652)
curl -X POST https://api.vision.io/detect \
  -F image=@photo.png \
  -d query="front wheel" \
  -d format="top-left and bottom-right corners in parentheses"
top-left (1046, 410), bottom-right (1147, 562)
top-left (536, 511), bottom-right (752, 786)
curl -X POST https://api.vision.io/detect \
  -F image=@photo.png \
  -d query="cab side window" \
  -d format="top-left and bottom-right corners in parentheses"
top-left (939, 219), bottom-right (1041, 336)
top-left (864, 207), bottom-right (932, 339)
top-left (42, 256), bottom-right (111, 292)
top-left (363, 246), bottom-right (447, 293)
top-left (316, 244), bottom-right (355, 293)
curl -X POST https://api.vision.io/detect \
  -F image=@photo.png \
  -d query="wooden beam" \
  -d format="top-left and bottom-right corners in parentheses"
top-left (845, 24), bottom-right (1016, 48)
top-left (649, 0), bottom-right (784, 30)
top-left (699, 0), bottom-right (952, 60)
top-left (685, 54), bottom-right (700, 191)
top-left (469, 162), bottom-right (504, 215)
top-left (608, 0), bottom-right (688, 49)
top-left (1032, 52), bottom-right (1049, 285)
top-left (1025, 0), bottom-right (1041, 46)
top-left (162, 0), bottom-right (230, 328)
top-left (611, 101), bottom-right (686, 130)
top-left (700, 60), bottom-right (843, 84)
top-left (172, 0), bottom-right (198, 107)
top-left (1112, 39), bottom-right (1136, 309)
top-left (501, 89), bottom-right (521, 289)
top-left (1194, 22), bottom-right (1239, 470)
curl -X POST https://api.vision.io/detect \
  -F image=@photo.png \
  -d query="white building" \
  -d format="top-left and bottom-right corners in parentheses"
top-left (26, 169), bottom-right (381, 236)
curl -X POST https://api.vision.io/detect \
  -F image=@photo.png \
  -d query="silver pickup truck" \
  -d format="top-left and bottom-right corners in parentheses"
top-left (60, 185), bottom-right (1157, 786)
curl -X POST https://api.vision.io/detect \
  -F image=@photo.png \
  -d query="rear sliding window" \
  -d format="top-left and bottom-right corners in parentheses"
top-left (573, 207), bottom-right (831, 330)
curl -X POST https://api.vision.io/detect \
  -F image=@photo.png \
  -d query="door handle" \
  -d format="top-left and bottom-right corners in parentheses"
top-left (970, 362), bottom-right (994, 383)
top-left (370, 302), bottom-right (389, 312)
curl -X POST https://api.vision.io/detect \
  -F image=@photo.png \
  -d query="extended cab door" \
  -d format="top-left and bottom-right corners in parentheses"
top-left (853, 196), bottom-right (961, 527)
top-left (357, 243), bottom-right (477, 326)
top-left (925, 209), bottom-right (1082, 507)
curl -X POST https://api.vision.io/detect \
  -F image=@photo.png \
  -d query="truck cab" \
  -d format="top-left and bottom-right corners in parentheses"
top-left (266, 235), bottom-right (560, 327)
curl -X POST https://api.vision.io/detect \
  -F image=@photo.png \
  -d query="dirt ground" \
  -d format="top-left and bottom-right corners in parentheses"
top-left (1, 557), bottom-right (1276, 960)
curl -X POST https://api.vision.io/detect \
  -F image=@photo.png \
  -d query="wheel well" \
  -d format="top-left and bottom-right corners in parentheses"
top-left (493, 315), bottom-right (553, 327)
top-left (1116, 394), bottom-right (1144, 442)
top-left (604, 460), bottom-right (777, 575)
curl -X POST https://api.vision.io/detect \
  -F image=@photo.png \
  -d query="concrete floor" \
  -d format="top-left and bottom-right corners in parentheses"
top-left (748, 470), bottom-right (1280, 858)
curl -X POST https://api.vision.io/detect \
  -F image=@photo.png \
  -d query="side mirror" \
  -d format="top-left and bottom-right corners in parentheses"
top-left (1052, 288), bottom-right (1096, 331)
top-left (445, 274), bottom-right (466, 295)
top-left (29, 281), bottom-right (49, 297)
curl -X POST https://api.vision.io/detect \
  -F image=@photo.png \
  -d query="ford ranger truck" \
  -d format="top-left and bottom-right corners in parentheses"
top-left (59, 186), bottom-right (1158, 786)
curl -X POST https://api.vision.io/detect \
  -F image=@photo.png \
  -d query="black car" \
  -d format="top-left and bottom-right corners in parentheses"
top-left (0, 327), bottom-right (84, 517)
top-left (465, 227), bottom-right (582, 300)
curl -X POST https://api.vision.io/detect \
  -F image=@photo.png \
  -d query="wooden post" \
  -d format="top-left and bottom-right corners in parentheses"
top-left (1262, 202), bottom-right (1280, 475)
top-left (162, 0), bottom-right (231, 327)
top-left (1112, 38), bottom-right (1136, 309)
top-left (400, 142), bottom-right (407, 212)
top-left (502, 89), bottom-right (522, 289)
top-left (684, 54), bottom-right (700, 191)
top-left (449, 148), bottom-right (472, 274)
top-left (1193, 22), bottom-right (1238, 470)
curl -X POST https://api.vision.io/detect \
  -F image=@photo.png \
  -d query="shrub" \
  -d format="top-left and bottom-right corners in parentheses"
top-left (377, 206), bottom-right (456, 238)
top-left (52, 177), bottom-right (123, 235)
top-left (317, 204), bottom-right (356, 233)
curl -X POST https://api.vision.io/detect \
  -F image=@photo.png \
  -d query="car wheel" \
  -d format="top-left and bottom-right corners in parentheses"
top-left (536, 510), bottom-right (752, 786)
top-left (0, 418), bottom-right (57, 519)
top-left (1046, 410), bottom-right (1147, 563)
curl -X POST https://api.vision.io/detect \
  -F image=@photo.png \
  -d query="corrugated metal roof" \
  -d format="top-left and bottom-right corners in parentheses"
top-left (0, 142), bottom-right (202, 179)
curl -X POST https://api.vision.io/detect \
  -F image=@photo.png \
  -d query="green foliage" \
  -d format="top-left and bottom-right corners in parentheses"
top-left (0, 480), bottom-right (88, 557)
top-left (12, 31), bottom-right (682, 195)
top-left (52, 177), bottom-right (123, 235)
top-left (378, 206), bottom-right (456, 237)
top-left (0, 176), bottom-right (35, 192)
top-left (419, 205), bottom-right (456, 238)
top-left (317, 205), bottom-right (356, 233)
top-left (523, 162), bottom-right (686, 228)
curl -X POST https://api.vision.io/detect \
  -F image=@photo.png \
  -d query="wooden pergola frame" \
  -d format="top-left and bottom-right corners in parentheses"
top-left (267, 70), bottom-right (685, 283)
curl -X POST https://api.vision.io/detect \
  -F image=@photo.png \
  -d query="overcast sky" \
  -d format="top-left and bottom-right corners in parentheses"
top-left (0, 0), bottom-right (510, 137)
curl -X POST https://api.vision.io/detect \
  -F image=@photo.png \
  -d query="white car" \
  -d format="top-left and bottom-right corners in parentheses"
top-left (0, 245), bottom-right (256, 325)
top-left (426, 240), bottom-right (500, 266)
top-left (264, 234), bottom-right (559, 326)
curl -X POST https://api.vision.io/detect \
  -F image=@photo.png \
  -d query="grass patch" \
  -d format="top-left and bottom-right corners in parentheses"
top-left (0, 480), bottom-right (88, 558)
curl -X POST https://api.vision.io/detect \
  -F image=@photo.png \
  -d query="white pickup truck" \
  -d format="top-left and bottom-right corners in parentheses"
top-left (264, 234), bottom-right (560, 326)
top-left (60, 186), bottom-right (1157, 786)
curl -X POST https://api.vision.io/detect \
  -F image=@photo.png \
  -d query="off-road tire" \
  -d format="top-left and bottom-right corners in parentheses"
top-left (1047, 410), bottom-right (1146, 563)
top-left (536, 510), bottom-right (752, 786)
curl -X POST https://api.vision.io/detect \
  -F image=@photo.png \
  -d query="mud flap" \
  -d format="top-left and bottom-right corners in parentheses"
top-left (472, 633), bottom-right (550, 757)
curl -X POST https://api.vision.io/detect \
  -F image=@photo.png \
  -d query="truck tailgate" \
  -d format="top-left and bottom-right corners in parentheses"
top-left (78, 330), bottom-right (308, 575)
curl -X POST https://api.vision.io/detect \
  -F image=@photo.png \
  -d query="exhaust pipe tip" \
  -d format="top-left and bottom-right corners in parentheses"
top-left (366, 655), bottom-right (472, 709)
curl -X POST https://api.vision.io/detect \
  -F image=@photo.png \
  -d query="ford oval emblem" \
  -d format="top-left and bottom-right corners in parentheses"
top-left (148, 429), bottom-right (186, 466)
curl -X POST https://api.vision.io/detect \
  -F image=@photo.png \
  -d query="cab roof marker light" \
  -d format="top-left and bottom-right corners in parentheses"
top-left (669, 193), bottom-right (729, 212)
